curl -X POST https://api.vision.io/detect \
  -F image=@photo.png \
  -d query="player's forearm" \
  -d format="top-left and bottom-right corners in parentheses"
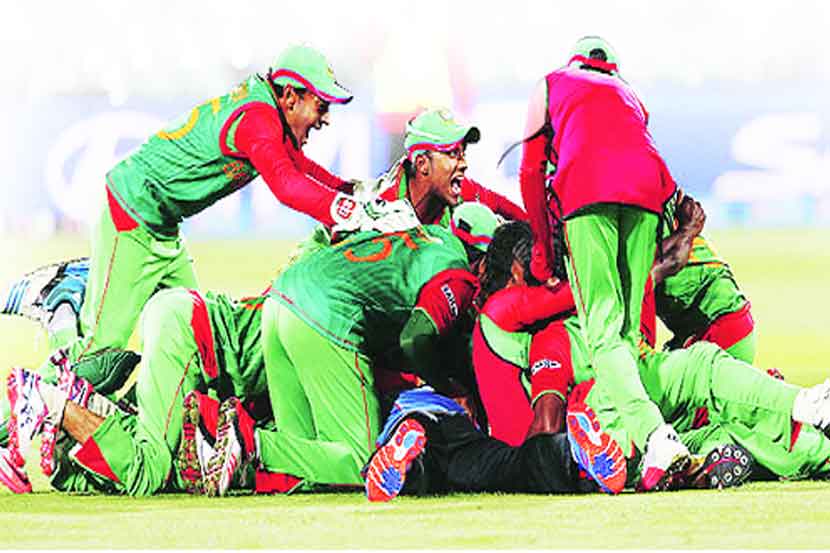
top-left (652, 229), bottom-right (695, 285)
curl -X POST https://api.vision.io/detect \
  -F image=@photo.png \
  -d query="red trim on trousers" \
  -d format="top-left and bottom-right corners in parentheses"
top-left (77, 233), bottom-right (120, 361)
top-left (353, 353), bottom-right (373, 455)
top-left (74, 436), bottom-right (121, 484)
top-left (188, 290), bottom-right (219, 379)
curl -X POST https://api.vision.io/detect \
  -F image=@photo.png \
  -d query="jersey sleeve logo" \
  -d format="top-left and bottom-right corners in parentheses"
top-left (530, 358), bottom-right (561, 376)
top-left (441, 283), bottom-right (459, 318)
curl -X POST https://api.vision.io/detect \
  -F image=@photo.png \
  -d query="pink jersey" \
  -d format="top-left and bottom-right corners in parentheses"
top-left (544, 65), bottom-right (676, 218)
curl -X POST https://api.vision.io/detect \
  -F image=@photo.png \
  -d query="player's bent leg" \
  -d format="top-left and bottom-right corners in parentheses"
top-left (70, 289), bottom-right (206, 495)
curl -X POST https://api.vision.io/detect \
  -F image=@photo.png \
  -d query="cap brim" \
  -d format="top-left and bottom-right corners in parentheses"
top-left (318, 81), bottom-right (353, 104)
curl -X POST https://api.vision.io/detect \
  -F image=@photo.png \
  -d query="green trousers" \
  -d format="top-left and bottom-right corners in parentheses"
top-left (68, 202), bottom-right (198, 364)
top-left (258, 298), bottom-right (381, 486)
top-left (565, 205), bottom-right (663, 451)
top-left (585, 341), bottom-right (830, 480)
top-left (0, 202), bottom-right (197, 449)
top-left (74, 288), bottom-right (206, 495)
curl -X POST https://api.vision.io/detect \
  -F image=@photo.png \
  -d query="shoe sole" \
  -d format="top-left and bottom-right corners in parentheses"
top-left (177, 392), bottom-right (204, 494)
top-left (365, 419), bottom-right (427, 502)
top-left (695, 444), bottom-right (753, 489)
top-left (566, 409), bottom-right (627, 495)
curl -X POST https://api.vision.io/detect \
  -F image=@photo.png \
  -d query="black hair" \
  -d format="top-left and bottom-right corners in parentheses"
top-left (479, 221), bottom-right (536, 304)
top-left (263, 71), bottom-right (308, 150)
top-left (589, 48), bottom-right (608, 61)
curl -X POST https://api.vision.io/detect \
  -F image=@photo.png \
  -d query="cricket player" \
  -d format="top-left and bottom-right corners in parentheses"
top-left (120, 203), bottom-right (500, 497)
top-left (363, 205), bottom-right (704, 501)
top-left (519, 36), bottom-right (684, 487)
top-left (378, 107), bottom-right (526, 224)
top-left (4, 285), bottom-right (273, 496)
top-left (656, 192), bottom-right (756, 363)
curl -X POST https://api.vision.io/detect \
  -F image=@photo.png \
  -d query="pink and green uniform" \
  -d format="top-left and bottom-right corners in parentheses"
top-left (521, 57), bottom-right (677, 453)
top-left (260, 225), bottom-right (478, 486)
top-left (68, 289), bottom-right (268, 495)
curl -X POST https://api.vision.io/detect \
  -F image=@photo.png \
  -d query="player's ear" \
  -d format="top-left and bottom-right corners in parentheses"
top-left (283, 85), bottom-right (300, 111)
top-left (415, 153), bottom-right (431, 176)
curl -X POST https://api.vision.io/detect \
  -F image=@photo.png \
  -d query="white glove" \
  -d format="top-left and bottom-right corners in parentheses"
top-left (331, 193), bottom-right (421, 234)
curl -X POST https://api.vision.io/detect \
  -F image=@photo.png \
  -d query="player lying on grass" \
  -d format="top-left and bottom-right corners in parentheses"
top-left (2, 205), bottom-right (495, 496)
top-left (655, 190), bottom-right (757, 364)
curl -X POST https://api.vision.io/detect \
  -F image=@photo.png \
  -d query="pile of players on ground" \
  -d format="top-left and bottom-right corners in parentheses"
top-left (2, 38), bottom-right (829, 500)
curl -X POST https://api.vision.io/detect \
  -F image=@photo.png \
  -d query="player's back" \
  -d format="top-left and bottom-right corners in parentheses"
top-left (107, 75), bottom-right (275, 232)
top-left (271, 225), bottom-right (470, 356)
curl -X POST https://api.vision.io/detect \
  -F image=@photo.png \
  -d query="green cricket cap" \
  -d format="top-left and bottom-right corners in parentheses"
top-left (270, 45), bottom-right (353, 104)
top-left (450, 202), bottom-right (499, 253)
top-left (404, 107), bottom-right (480, 160)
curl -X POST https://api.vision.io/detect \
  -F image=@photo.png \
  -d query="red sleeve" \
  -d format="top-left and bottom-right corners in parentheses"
top-left (461, 178), bottom-right (527, 221)
top-left (296, 155), bottom-right (351, 191)
top-left (529, 321), bottom-right (574, 404)
top-left (414, 269), bottom-right (478, 335)
top-left (520, 132), bottom-right (555, 282)
top-left (234, 106), bottom-right (339, 226)
top-left (482, 282), bottom-right (574, 332)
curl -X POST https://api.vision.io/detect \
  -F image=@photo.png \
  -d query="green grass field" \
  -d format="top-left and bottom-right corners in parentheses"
top-left (1, 229), bottom-right (829, 549)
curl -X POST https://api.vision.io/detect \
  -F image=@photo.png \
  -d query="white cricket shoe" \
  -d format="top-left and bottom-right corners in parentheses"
top-left (792, 379), bottom-right (830, 434)
top-left (638, 424), bottom-right (691, 492)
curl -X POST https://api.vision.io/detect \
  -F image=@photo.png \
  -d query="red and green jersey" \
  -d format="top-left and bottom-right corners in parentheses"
top-left (107, 75), bottom-right (277, 234)
top-left (655, 234), bottom-right (748, 348)
top-left (270, 225), bottom-right (472, 357)
top-left (378, 158), bottom-right (527, 225)
top-left (107, 74), bottom-right (349, 236)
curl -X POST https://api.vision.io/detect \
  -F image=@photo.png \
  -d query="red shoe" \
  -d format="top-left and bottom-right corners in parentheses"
top-left (364, 418), bottom-right (426, 502)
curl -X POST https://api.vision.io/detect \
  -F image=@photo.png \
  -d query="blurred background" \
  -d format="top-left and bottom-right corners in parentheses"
top-left (0, 0), bottom-right (829, 384)
top-left (0, 0), bottom-right (828, 239)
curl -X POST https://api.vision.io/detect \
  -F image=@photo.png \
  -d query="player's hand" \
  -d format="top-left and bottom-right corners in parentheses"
top-left (332, 194), bottom-right (421, 234)
top-left (677, 194), bottom-right (706, 237)
top-left (529, 242), bottom-right (554, 283)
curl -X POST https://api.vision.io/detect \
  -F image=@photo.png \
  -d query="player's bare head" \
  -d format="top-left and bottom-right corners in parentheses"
top-left (479, 220), bottom-right (538, 304)
top-left (268, 44), bottom-right (352, 148)
top-left (404, 108), bottom-right (480, 206)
